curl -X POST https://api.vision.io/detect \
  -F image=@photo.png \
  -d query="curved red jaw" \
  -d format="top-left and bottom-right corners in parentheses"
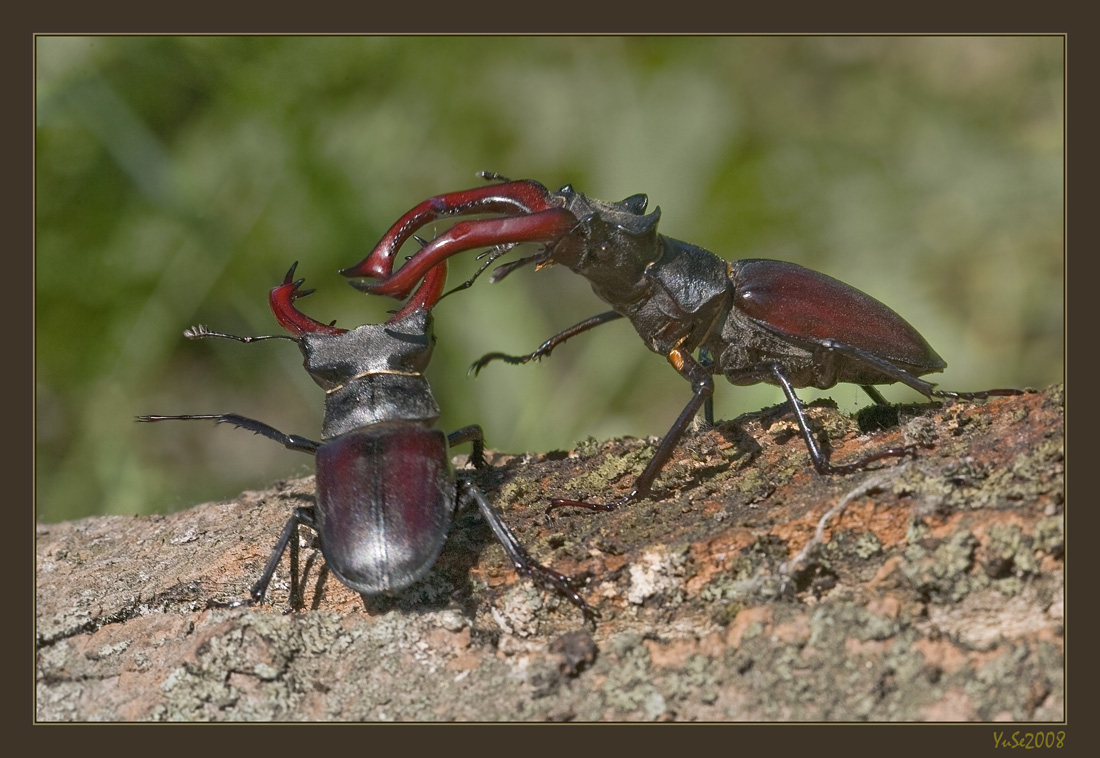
top-left (271, 261), bottom-right (448, 336)
top-left (340, 178), bottom-right (579, 308)
top-left (270, 263), bottom-right (348, 337)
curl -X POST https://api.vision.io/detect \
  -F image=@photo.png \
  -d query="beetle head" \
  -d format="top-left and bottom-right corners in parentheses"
top-left (550, 187), bottom-right (662, 299)
top-left (302, 310), bottom-right (441, 438)
top-left (299, 309), bottom-right (434, 391)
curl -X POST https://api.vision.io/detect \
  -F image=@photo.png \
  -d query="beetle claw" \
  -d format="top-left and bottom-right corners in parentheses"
top-left (523, 563), bottom-right (599, 622)
top-left (282, 261), bottom-right (300, 284)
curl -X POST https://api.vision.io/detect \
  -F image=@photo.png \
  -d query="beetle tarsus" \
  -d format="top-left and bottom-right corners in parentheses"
top-left (447, 424), bottom-right (488, 470)
top-left (931, 387), bottom-right (1027, 401)
top-left (469, 310), bottom-right (624, 377)
top-left (460, 480), bottom-right (596, 620)
top-left (547, 493), bottom-right (636, 515)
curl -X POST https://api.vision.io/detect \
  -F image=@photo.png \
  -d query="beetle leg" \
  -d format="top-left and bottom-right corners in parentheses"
top-left (814, 338), bottom-right (941, 397)
top-left (469, 310), bottom-right (624, 376)
top-left (341, 178), bottom-right (565, 281)
top-left (458, 480), bottom-right (598, 623)
top-left (930, 387), bottom-right (1026, 400)
top-left (816, 339), bottom-right (1025, 403)
top-left (251, 505), bottom-right (317, 610)
top-left (548, 347), bottom-right (714, 514)
top-left (861, 385), bottom-right (890, 406)
top-left (447, 424), bottom-right (487, 470)
top-left (767, 364), bottom-right (919, 475)
top-left (135, 413), bottom-right (320, 454)
top-left (699, 348), bottom-right (717, 424)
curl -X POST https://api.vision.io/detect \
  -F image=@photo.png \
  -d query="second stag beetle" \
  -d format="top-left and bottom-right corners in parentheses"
top-left (138, 260), bottom-right (594, 620)
top-left (341, 172), bottom-right (1023, 512)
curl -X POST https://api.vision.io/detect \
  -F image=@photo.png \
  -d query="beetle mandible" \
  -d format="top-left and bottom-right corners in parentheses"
top-left (340, 172), bottom-right (1023, 512)
top-left (138, 261), bottom-right (595, 619)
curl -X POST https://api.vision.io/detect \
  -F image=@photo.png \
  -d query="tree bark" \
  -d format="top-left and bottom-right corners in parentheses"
top-left (36, 385), bottom-right (1064, 721)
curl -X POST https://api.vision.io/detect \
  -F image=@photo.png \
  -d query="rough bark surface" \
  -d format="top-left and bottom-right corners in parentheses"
top-left (36, 384), bottom-right (1064, 722)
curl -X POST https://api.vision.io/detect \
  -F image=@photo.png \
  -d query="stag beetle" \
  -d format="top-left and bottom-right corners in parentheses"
top-left (340, 172), bottom-right (1023, 512)
top-left (138, 261), bottom-right (595, 619)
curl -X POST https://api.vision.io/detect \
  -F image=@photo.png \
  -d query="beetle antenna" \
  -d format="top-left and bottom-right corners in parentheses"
top-left (489, 249), bottom-right (551, 283)
top-left (184, 324), bottom-right (297, 343)
top-left (477, 170), bottom-right (511, 183)
top-left (437, 244), bottom-right (519, 302)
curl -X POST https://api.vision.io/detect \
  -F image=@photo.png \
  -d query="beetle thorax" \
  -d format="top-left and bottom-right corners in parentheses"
top-left (300, 311), bottom-right (442, 438)
top-left (551, 196), bottom-right (663, 307)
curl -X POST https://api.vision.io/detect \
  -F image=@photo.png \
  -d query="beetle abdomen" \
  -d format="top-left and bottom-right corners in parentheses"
top-left (315, 423), bottom-right (454, 595)
top-left (731, 259), bottom-right (946, 375)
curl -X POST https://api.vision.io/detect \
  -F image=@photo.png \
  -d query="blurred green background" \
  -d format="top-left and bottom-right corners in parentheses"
top-left (36, 36), bottom-right (1064, 523)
